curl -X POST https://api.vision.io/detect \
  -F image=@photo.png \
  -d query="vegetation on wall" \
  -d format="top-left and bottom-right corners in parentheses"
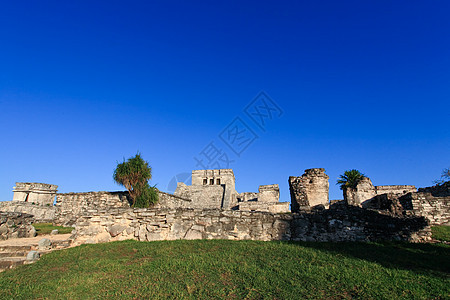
top-left (434, 167), bottom-right (450, 185)
top-left (336, 169), bottom-right (366, 190)
top-left (113, 153), bottom-right (158, 208)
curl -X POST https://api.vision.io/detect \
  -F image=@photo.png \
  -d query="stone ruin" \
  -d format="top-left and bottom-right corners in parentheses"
top-left (342, 177), bottom-right (416, 207)
top-left (236, 184), bottom-right (289, 213)
top-left (12, 182), bottom-right (58, 206)
top-left (0, 168), bottom-right (449, 244)
top-left (174, 169), bottom-right (289, 213)
top-left (289, 168), bottom-right (330, 212)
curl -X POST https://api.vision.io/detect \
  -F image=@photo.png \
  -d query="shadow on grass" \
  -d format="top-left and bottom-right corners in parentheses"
top-left (295, 241), bottom-right (450, 276)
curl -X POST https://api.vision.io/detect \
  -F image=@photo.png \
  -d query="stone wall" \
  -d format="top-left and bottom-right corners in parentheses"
top-left (72, 204), bottom-right (430, 245)
top-left (55, 191), bottom-right (131, 226)
top-left (237, 202), bottom-right (290, 213)
top-left (0, 212), bottom-right (36, 240)
top-left (53, 190), bottom-right (194, 226)
top-left (289, 168), bottom-right (329, 212)
top-left (153, 191), bottom-right (193, 209)
top-left (400, 192), bottom-right (450, 225)
top-left (376, 185), bottom-right (417, 195)
top-left (0, 202), bottom-right (57, 222)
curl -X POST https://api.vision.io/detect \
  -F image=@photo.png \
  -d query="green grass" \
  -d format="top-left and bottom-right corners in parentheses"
top-left (432, 225), bottom-right (450, 242)
top-left (32, 223), bottom-right (74, 235)
top-left (0, 240), bottom-right (448, 299)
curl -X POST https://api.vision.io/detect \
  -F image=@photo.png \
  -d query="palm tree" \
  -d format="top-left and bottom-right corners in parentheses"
top-left (336, 169), bottom-right (366, 190)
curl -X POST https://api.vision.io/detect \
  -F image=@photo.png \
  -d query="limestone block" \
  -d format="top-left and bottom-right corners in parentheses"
top-left (96, 232), bottom-right (111, 243)
top-left (26, 250), bottom-right (40, 261)
top-left (185, 229), bottom-right (203, 240)
top-left (38, 238), bottom-right (52, 250)
top-left (109, 224), bottom-right (127, 237)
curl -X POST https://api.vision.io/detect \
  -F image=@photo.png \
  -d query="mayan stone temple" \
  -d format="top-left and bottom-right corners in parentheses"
top-left (12, 182), bottom-right (58, 206)
top-left (1, 168), bottom-right (449, 246)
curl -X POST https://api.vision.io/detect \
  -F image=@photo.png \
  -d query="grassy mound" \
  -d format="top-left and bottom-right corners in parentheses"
top-left (33, 223), bottom-right (74, 235)
top-left (0, 240), bottom-right (448, 299)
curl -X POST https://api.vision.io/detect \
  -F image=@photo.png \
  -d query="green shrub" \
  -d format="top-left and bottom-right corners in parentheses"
top-left (113, 153), bottom-right (158, 207)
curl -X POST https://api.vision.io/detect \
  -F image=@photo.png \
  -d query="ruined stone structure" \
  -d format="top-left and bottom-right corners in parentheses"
top-left (400, 183), bottom-right (450, 225)
top-left (12, 183), bottom-right (58, 206)
top-left (236, 185), bottom-right (289, 213)
top-left (175, 169), bottom-right (289, 213)
top-left (289, 168), bottom-right (329, 212)
top-left (175, 169), bottom-right (237, 209)
top-left (1, 168), bottom-right (449, 245)
top-left (344, 177), bottom-right (416, 207)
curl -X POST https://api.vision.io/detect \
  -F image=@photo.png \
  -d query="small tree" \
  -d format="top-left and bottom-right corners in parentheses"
top-left (433, 167), bottom-right (450, 185)
top-left (113, 153), bottom-right (158, 207)
top-left (336, 169), bottom-right (366, 190)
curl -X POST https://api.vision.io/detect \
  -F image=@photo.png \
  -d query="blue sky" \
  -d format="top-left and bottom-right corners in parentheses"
top-left (0, 1), bottom-right (449, 202)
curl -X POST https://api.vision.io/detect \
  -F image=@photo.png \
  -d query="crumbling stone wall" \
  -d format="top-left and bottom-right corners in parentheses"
top-left (54, 190), bottom-right (193, 226)
top-left (0, 212), bottom-right (36, 240)
top-left (376, 185), bottom-right (417, 195)
top-left (72, 204), bottom-right (430, 245)
top-left (153, 191), bottom-right (193, 209)
top-left (0, 202), bottom-right (57, 222)
top-left (289, 168), bottom-right (329, 212)
top-left (400, 192), bottom-right (450, 225)
top-left (55, 191), bottom-right (131, 226)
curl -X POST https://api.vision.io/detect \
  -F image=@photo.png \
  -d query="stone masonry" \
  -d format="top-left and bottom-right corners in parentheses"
top-left (344, 177), bottom-right (416, 207)
top-left (237, 184), bottom-right (289, 213)
top-left (175, 169), bottom-right (289, 212)
top-left (289, 168), bottom-right (330, 212)
top-left (72, 204), bottom-right (431, 245)
top-left (400, 190), bottom-right (450, 225)
top-left (0, 212), bottom-right (36, 240)
top-left (2, 169), bottom-right (449, 244)
top-left (13, 182), bottom-right (58, 206)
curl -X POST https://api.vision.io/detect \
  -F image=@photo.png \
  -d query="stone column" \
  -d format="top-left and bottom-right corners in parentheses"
top-left (289, 168), bottom-right (329, 212)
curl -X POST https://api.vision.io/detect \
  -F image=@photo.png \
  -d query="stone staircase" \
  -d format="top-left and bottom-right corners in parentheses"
top-left (0, 235), bottom-right (73, 272)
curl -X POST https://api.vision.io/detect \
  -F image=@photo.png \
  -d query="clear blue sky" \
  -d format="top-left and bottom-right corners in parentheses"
top-left (1, 1), bottom-right (449, 202)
